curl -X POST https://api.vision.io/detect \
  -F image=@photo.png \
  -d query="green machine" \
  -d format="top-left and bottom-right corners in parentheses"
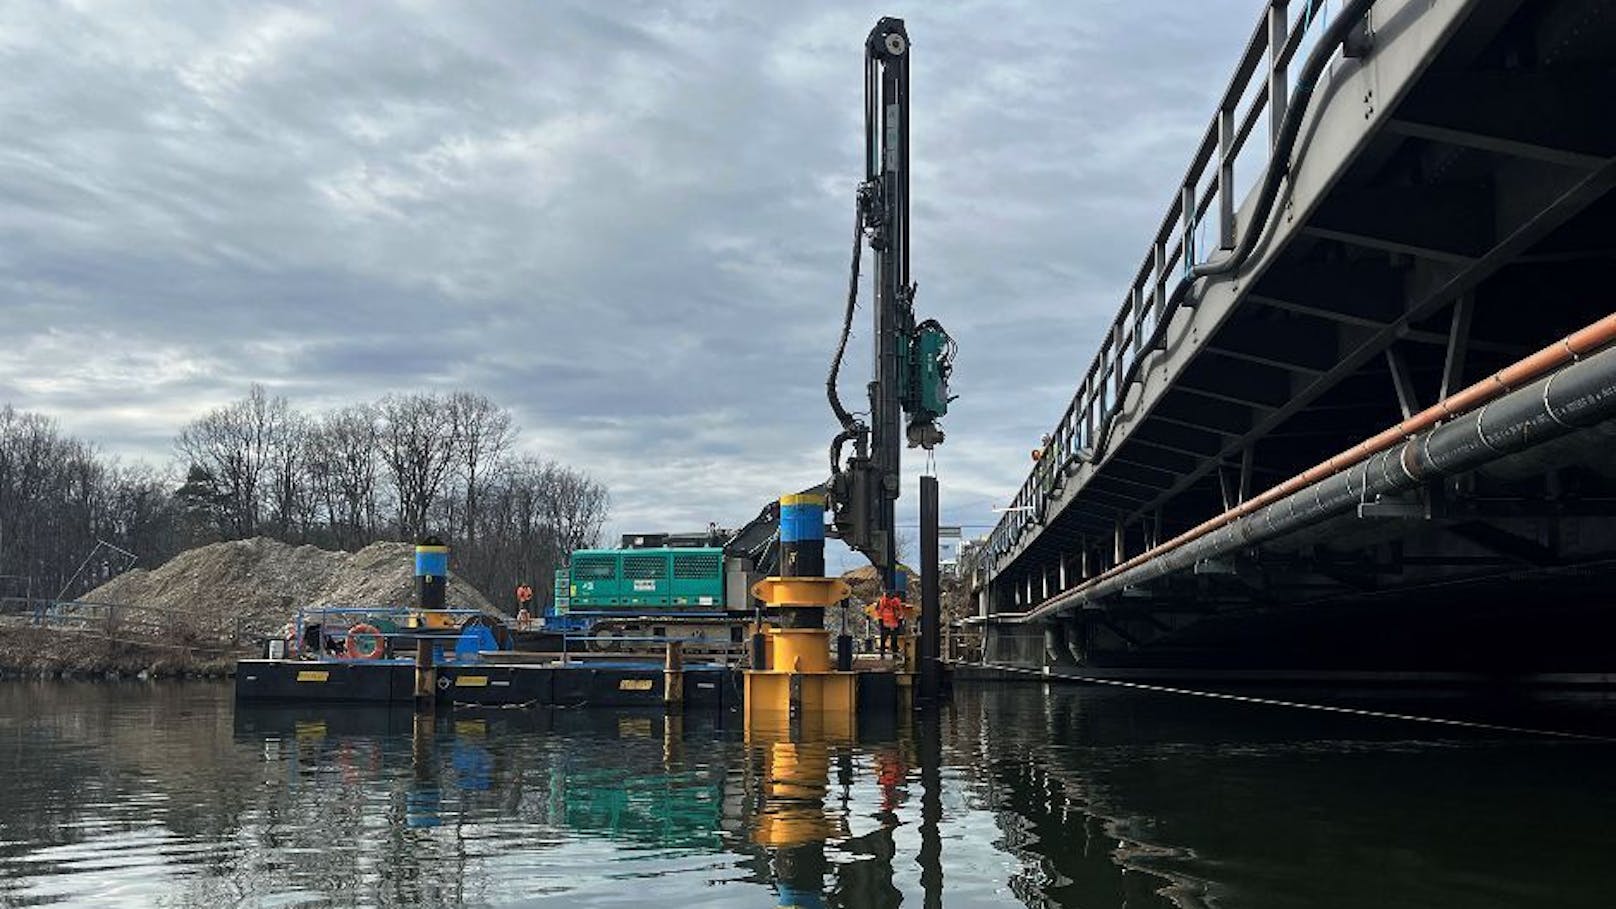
top-left (542, 496), bottom-right (804, 644)
top-left (897, 321), bottom-right (955, 432)
top-left (565, 547), bottom-right (727, 609)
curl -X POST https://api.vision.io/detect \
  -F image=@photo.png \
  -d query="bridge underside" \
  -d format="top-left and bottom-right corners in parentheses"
top-left (983, 0), bottom-right (1616, 674)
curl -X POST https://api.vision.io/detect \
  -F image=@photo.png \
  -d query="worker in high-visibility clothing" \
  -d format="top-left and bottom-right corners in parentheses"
top-left (514, 583), bottom-right (534, 630)
top-left (866, 590), bottom-right (906, 657)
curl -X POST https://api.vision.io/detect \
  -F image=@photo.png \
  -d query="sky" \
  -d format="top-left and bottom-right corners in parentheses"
top-left (0, 0), bottom-right (1257, 570)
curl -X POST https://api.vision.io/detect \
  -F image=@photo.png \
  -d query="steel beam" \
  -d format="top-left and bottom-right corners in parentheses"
top-left (1445, 521), bottom-right (1561, 568)
top-left (1087, 472), bottom-right (1171, 495)
top-left (1126, 435), bottom-right (1221, 462)
top-left (983, 0), bottom-right (1529, 583)
top-left (1390, 69), bottom-right (1616, 168)
top-left (1308, 182), bottom-right (1496, 260)
top-left (1206, 345), bottom-right (1326, 376)
top-left (1440, 296), bottom-right (1473, 400)
top-left (1249, 291), bottom-right (1518, 354)
top-left (1384, 346), bottom-right (1419, 419)
top-left (1385, 119), bottom-right (1607, 169)
top-left (1105, 456), bottom-right (1183, 484)
top-left (1149, 396), bottom-right (1254, 436)
top-left (1301, 226), bottom-right (1480, 265)
top-left (1066, 156), bottom-right (1616, 566)
top-left (1172, 384), bottom-right (1282, 411)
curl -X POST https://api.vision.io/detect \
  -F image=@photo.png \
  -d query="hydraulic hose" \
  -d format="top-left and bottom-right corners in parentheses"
top-left (1192, 0), bottom-right (1375, 279)
top-left (828, 196), bottom-right (868, 476)
top-left (1078, 0), bottom-right (1373, 465)
top-left (828, 198), bottom-right (864, 434)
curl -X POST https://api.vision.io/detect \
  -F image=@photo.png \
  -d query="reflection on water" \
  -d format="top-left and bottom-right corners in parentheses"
top-left (0, 680), bottom-right (1613, 907)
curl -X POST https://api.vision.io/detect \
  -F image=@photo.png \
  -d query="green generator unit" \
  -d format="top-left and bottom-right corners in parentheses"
top-left (566, 547), bottom-right (727, 610)
top-left (552, 568), bottom-right (571, 615)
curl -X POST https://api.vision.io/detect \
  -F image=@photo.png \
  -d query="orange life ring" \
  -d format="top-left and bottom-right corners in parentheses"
top-left (345, 623), bottom-right (386, 660)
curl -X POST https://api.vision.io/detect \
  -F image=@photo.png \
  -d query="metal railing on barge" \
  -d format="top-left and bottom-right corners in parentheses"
top-left (279, 605), bottom-right (752, 668)
top-left (0, 595), bottom-right (250, 653)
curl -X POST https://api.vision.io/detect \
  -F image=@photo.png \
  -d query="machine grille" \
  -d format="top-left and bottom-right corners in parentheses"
top-left (672, 553), bottom-right (722, 580)
top-left (622, 555), bottom-right (668, 579)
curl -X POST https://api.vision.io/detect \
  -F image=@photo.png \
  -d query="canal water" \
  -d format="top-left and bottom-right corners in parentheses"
top-left (0, 680), bottom-right (1612, 908)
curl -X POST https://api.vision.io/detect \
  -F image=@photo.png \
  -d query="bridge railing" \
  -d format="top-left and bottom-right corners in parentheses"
top-left (985, 0), bottom-right (1346, 578)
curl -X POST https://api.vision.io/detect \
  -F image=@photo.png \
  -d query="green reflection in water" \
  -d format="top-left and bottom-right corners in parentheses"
top-left (1, 680), bottom-right (1613, 908)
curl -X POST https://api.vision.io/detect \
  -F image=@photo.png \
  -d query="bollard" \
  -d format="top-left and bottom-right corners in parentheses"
top-left (664, 640), bottom-right (684, 707)
top-left (415, 537), bottom-right (448, 611)
top-left (414, 636), bottom-right (436, 711)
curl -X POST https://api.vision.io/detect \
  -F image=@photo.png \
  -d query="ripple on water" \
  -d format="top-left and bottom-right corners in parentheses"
top-left (2, 682), bottom-right (1613, 908)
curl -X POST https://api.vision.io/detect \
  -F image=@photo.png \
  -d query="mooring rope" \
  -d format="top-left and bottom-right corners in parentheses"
top-left (1072, 674), bottom-right (1616, 743)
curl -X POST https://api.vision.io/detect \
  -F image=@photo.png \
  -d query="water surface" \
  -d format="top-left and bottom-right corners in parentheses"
top-left (0, 680), bottom-right (1611, 907)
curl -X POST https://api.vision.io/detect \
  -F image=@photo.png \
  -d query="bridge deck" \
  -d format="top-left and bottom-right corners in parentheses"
top-left (976, 0), bottom-right (1616, 672)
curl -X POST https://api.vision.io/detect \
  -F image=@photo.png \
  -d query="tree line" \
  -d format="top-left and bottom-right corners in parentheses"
top-left (0, 388), bottom-right (608, 611)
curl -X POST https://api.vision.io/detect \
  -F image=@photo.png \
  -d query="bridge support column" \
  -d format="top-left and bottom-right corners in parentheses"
top-left (1044, 621), bottom-right (1076, 668)
top-left (1062, 616), bottom-right (1086, 666)
top-left (1059, 554), bottom-right (1068, 591)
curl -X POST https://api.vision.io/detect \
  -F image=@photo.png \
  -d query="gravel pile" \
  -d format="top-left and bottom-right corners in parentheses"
top-left (83, 537), bottom-right (496, 639)
top-left (839, 563), bottom-right (920, 604)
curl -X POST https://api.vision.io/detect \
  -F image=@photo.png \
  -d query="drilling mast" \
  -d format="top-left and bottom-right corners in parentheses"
top-left (827, 17), bottom-right (954, 594)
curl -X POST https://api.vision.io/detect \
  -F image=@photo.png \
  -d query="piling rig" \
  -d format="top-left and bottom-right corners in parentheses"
top-left (826, 16), bottom-right (955, 594)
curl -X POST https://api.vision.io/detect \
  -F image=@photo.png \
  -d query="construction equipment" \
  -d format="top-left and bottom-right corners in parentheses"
top-left (541, 491), bottom-right (810, 651)
top-left (742, 16), bottom-right (958, 731)
top-left (544, 18), bottom-right (954, 703)
top-left (826, 16), bottom-right (955, 595)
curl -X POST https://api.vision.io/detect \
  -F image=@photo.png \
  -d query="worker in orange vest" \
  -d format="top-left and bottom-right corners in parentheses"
top-left (874, 746), bottom-right (906, 814)
top-left (514, 583), bottom-right (534, 629)
top-left (867, 590), bottom-right (905, 657)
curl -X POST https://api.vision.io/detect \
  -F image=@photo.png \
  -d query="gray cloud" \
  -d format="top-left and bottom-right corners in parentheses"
top-left (0, 0), bottom-right (1256, 565)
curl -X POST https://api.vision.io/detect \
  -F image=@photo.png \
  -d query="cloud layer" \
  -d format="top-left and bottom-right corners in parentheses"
top-left (0, 0), bottom-right (1255, 565)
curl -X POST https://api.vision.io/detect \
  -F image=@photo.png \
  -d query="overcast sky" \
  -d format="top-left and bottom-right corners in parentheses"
top-left (0, 0), bottom-right (1256, 568)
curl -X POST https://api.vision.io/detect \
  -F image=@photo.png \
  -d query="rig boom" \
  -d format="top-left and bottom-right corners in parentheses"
top-left (827, 17), bottom-right (954, 593)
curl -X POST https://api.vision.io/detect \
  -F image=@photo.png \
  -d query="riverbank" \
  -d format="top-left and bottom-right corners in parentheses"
top-left (0, 625), bottom-right (243, 680)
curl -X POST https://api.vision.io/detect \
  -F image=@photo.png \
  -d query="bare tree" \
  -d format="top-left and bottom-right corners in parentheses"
top-left (309, 404), bottom-right (381, 549)
top-left (445, 391), bottom-right (515, 545)
top-left (539, 460), bottom-right (609, 555)
top-left (266, 409), bottom-right (313, 539)
top-left (1, 386), bottom-right (617, 611)
top-left (174, 385), bottom-right (288, 537)
top-left (377, 393), bottom-right (459, 540)
top-left (0, 407), bottom-right (182, 598)
top-left (455, 455), bottom-right (609, 611)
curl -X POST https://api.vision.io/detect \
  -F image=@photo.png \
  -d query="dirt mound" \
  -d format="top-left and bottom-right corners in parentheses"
top-left (83, 538), bottom-right (496, 638)
top-left (839, 563), bottom-right (919, 603)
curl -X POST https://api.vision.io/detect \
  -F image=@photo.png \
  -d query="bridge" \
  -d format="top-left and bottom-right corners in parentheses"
top-left (971, 0), bottom-right (1616, 675)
